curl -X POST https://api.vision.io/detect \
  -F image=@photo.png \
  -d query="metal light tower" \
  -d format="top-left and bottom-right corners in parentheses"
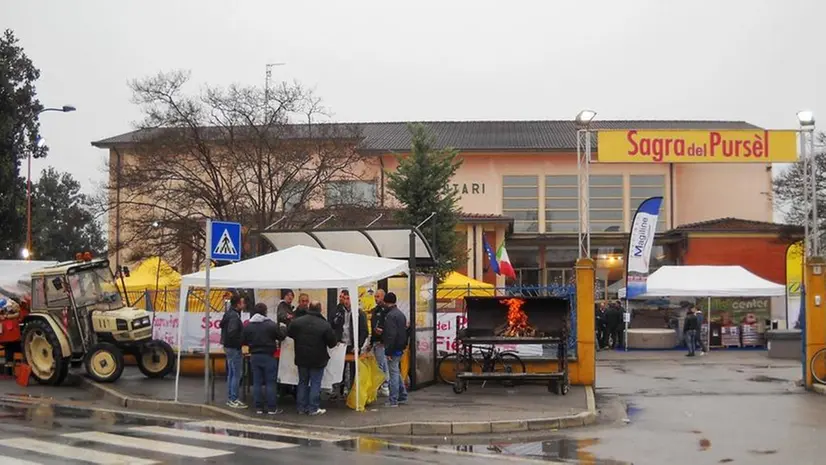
top-left (264, 63), bottom-right (286, 109)
top-left (576, 110), bottom-right (597, 259)
top-left (798, 110), bottom-right (818, 256)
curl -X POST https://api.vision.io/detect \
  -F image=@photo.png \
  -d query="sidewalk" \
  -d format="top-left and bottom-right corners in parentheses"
top-left (83, 366), bottom-right (594, 435)
top-left (597, 347), bottom-right (796, 365)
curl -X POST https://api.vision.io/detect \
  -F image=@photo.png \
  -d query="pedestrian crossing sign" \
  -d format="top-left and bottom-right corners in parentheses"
top-left (210, 221), bottom-right (242, 261)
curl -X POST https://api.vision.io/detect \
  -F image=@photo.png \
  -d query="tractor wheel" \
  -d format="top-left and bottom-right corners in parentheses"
top-left (22, 319), bottom-right (69, 385)
top-left (137, 340), bottom-right (175, 379)
top-left (84, 342), bottom-right (125, 383)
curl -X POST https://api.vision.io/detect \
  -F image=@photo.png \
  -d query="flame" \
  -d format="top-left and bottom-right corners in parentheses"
top-left (501, 298), bottom-right (529, 336)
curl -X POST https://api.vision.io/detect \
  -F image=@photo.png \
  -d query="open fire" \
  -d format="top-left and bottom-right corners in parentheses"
top-left (495, 298), bottom-right (538, 337)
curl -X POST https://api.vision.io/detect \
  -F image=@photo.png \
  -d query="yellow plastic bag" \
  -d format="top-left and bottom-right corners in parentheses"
top-left (346, 354), bottom-right (388, 411)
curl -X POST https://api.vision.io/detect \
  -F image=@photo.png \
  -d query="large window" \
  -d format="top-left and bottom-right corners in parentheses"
top-left (589, 175), bottom-right (624, 233)
top-left (503, 176), bottom-right (539, 233)
top-left (629, 175), bottom-right (666, 232)
top-left (545, 176), bottom-right (579, 233)
top-left (282, 181), bottom-right (308, 212)
top-left (508, 246), bottom-right (541, 286)
top-left (325, 180), bottom-right (377, 207)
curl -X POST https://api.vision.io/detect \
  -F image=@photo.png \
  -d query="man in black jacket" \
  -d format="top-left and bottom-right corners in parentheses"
top-left (683, 308), bottom-right (699, 357)
top-left (276, 289), bottom-right (296, 327)
top-left (288, 301), bottom-right (338, 416)
top-left (332, 290), bottom-right (368, 396)
top-left (242, 303), bottom-right (285, 415)
top-left (382, 292), bottom-right (408, 407)
top-left (219, 294), bottom-right (245, 409)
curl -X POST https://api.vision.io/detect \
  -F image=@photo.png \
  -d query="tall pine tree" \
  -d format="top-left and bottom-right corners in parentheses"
top-left (0, 29), bottom-right (46, 258)
top-left (387, 123), bottom-right (465, 280)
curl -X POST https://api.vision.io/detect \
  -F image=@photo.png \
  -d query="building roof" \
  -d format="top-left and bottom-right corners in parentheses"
top-left (92, 120), bottom-right (761, 152)
top-left (675, 217), bottom-right (803, 235)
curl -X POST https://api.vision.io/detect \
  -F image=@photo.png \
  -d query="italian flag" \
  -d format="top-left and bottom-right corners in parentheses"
top-left (496, 242), bottom-right (516, 280)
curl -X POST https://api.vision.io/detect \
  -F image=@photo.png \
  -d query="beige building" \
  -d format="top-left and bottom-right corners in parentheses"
top-left (94, 119), bottom-right (774, 293)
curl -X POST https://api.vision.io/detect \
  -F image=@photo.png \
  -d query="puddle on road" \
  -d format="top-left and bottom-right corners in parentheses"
top-left (347, 437), bottom-right (630, 464)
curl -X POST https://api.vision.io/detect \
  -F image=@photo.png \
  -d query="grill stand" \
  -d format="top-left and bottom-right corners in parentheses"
top-left (453, 332), bottom-right (569, 395)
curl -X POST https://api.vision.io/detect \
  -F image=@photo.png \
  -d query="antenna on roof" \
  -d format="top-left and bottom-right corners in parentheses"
top-left (366, 213), bottom-right (383, 228)
top-left (313, 215), bottom-right (335, 229)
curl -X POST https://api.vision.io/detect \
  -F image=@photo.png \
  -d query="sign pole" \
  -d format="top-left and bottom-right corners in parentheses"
top-left (204, 218), bottom-right (212, 404)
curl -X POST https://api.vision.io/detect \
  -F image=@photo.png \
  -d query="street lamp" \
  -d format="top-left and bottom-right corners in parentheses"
top-left (25, 105), bottom-right (76, 260)
top-left (798, 110), bottom-right (818, 256)
top-left (576, 109), bottom-right (597, 258)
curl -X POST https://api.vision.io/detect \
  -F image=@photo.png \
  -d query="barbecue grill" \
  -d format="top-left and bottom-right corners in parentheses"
top-left (454, 296), bottom-right (570, 395)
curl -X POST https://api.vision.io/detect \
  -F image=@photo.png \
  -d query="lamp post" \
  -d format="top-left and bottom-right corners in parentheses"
top-left (575, 109), bottom-right (597, 259)
top-left (798, 110), bottom-right (817, 256)
top-left (23, 105), bottom-right (77, 260)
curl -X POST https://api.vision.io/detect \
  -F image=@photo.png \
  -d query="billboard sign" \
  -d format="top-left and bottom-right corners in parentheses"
top-left (597, 130), bottom-right (797, 163)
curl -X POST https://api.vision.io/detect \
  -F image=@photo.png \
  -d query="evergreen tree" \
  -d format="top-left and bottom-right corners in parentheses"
top-left (0, 29), bottom-right (46, 258)
top-left (387, 123), bottom-right (465, 280)
top-left (30, 167), bottom-right (106, 261)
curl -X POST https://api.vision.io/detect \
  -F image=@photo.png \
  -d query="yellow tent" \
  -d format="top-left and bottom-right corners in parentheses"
top-left (122, 257), bottom-right (181, 291)
top-left (437, 272), bottom-right (495, 300)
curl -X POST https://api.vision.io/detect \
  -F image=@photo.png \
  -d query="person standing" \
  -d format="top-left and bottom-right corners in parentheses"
top-left (595, 303), bottom-right (608, 350)
top-left (276, 289), bottom-right (296, 327)
top-left (242, 303), bottom-right (285, 415)
top-left (694, 306), bottom-right (707, 355)
top-left (684, 307), bottom-right (699, 357)
top-left (332, 290), bottom-right (368, 396)
top-left (295, 293), bottom-right (310, 319)
top-left (381, 292), bottom-right (409, 407)
top-left (288, 301), bottom-right (338, 416)
top-left (219, 294), bottom-right (246, 409)
top-left (367, 289), bottom-right (390, 397)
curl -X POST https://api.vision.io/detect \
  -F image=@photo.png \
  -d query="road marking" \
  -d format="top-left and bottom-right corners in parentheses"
top-left (0, 456), bottom-right (45, 465)
top-left (186, 420), bottom-right (354, 442)
top-left (0, 438), bottom-right (157, 465)
top-left (131, 426), bottom-right (298, 450)
top-left (62, 431), bottom-right (231, 459)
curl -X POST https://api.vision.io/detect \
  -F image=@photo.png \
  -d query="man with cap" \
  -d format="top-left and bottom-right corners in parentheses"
top-left (381, 292), bottom-right (409, 407)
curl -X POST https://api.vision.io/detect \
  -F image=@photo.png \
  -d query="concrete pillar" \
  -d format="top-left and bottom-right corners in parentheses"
top-left (804, 256), bottom-right (826, 388)
top-left (575, 258), bottom-right (596, 386)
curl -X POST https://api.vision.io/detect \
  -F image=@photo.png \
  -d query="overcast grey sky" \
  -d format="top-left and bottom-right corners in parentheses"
top-left (5, 0), bottom-right (824, 195)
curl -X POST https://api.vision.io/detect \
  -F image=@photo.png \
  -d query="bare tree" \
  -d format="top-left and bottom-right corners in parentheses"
top-left (102, 70), bottom-right (367, 271)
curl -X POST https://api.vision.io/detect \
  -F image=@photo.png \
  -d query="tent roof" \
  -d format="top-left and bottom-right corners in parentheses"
top-left (181, 245), bottom-right (409, 289)
top-left (438, 272), bottom-right (494, 299)
top-left (622, 265), bottom-right (786, 299)
top-left (123, 256), bottom-right (181, 290)
top-left (261, 227), bottom-right (435, 265)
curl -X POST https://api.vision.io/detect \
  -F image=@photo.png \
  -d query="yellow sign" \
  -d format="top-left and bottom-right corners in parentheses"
top-left (597, 130), bottom-right (798, 163)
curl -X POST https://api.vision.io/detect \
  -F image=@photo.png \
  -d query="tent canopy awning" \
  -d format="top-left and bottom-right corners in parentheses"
top-left (180, 245), bottom-right (410, 289)
top-left (260, 227), bottom-right (435, 266)
top-left (621, 265), bottom-right (786, 299)
top-left (123, 256), bottom-right (181, 290)
top-left (437, 272), bottom-right (494, 299)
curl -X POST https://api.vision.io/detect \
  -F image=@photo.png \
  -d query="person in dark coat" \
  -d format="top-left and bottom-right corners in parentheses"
top-left (605, 303), bottom-right (623, 349)
top-left (287, 301), bottom-right (338, 416)
top-left (381, 292), bottom-right (409, 407)
top-left (331, 290), bottom-right (368, 395)
top-left (367, 289), bottom-right (390, 396)
top-left (219, 294), bottom-right (245, 409)
top-left (595, 303), bottom-right (608, 350)
top-left (242, 303), bottom-right (285, 415)
top-left (683, 308), bottom-right (699, 357)
top-left (276, 289), bottom-right (296, 327)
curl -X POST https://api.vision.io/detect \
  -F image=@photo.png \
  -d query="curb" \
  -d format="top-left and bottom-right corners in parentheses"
top-left (78, 378), bottom-right (598, 436)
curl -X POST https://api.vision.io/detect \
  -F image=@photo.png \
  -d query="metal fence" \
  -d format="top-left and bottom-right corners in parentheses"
top-left (124, 289), bottom-right (229, 313)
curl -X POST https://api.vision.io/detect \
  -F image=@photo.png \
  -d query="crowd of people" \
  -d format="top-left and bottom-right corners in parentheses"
top-left (218, 288), bottom-right (409, 416)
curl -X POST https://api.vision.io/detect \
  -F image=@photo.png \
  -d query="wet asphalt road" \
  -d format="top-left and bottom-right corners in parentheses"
top-left (1, 351), bottom-right (823, 465)
top-left (0, 401), bottom-right (549, 465)
top-left (564, 351), bottom-right (826, 465)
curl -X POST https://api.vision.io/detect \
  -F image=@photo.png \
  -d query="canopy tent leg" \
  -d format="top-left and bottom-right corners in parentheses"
top-left (174, 285), bottom-right (189, 402)
top-left (707, 296), bottom-right (711, 352)
top-left (349, 285), bottom-right (360, 411)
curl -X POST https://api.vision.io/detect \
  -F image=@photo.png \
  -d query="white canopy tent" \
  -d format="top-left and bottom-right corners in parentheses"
top-left (174, 245), bottom-right (410, 407)
top-left (618, 265), bottom-right (786, 299)
top-left (618, 266), bottom-right (786, 350)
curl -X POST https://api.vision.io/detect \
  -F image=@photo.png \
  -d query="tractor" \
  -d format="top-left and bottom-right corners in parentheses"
top-left (19, 256), bottom-right (175, 384)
